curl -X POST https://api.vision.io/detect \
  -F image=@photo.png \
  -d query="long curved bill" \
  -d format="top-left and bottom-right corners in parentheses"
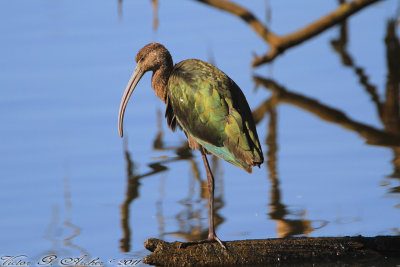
top-left (118, 63), bottom-right (144, 137)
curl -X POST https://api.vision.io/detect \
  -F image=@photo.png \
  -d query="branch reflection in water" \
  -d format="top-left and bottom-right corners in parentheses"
top-left (115, 0), bottom-right (399, 253)
top-left (257, 85), bottom-right (328, 238)
top-left (118, 0), bottom-right (159, 31)
top-left (331, 14), bottom-right (400, 182)
top-left (330, 10), bottom-right (400, 187)
top-left (253, 17), bottom-right (400, 196)
top-left (194, 0), bottom-right (383, 66)
top-left (120, 110), bottom-right (225, 252)
top-left (42, 176), bottom-right (88, 259)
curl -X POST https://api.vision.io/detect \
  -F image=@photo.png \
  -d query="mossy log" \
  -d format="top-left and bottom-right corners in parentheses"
top-left (143, 236), bottom-right (400, 266)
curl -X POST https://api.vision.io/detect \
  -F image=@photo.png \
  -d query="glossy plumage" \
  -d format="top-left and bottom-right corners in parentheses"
top-left (118, 43), bottom-right (263, 248)
top-left (166, 59), bottom-right (263, 173)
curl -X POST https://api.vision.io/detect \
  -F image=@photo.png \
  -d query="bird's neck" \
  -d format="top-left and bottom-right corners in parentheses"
top-left (152, 65), bottom-right (172, 104)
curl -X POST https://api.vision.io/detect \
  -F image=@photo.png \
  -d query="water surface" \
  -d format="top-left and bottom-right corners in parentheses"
top-left (0, 0), bottom-right (399, 265)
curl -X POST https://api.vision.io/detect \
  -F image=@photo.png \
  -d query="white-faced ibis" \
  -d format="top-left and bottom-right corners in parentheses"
top-left (118, 43), bottom-right (263, 248)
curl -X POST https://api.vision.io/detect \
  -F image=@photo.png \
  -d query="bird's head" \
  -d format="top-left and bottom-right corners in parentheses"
top-left (118, 43), bottom-right (172, 137)
top-left (135, 43), bottom-right (172, 71)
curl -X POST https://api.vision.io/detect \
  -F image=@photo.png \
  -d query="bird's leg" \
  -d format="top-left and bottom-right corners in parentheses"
top-left (180, 148), bottom-right (226, 249)
top-left (201, 148), bottom-right (226, 248)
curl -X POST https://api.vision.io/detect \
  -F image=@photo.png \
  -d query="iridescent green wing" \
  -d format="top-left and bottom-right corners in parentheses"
top-left (167, 59), bottom-right (263, 172)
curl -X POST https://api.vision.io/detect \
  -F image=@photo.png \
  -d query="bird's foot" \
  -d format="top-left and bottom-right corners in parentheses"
top-left (179, 236), bottom-right (226, 249)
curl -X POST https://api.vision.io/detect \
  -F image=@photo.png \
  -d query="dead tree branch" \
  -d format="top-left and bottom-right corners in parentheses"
top-left (143, 236), bottom-right (400, 266)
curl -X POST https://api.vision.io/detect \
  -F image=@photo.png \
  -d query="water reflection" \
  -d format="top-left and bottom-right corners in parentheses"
top-left (330, 15), bottom-right (400, 191)
top-left (115, 0), bottom-right (400, 253)
top-left (62, 177), bottom-right (87, 255)
top-left (41, 176), bottom-right (88, 260)
top-left (117, 0), bottom-right (122, 20)
top-left (330, 9), bottom-right (381, 113)
top-left (253, 75), bottom-right (400, 192)
top-left (261, 92), bottom-right (328, 237)
top-left (151, 0), bottom-right (159, 31)
top-left (118, 0), bottom-right (159, 31)
top-left (253, 17), bottom-right (400, 197)
top-left (253, 77), bottom-right (400, 145)
top-left (120, 137), bottom-right (168, 252)
top-left (332, 16), bottom-right (400, 181)
top-left (120, 111), bottom-right (225, 251)
top-left (169, 154), bottom-right (225, 242)
top-left (382, 19), bottom-right (400, 180)
top-left (194, 0), bottom-right (382, 66)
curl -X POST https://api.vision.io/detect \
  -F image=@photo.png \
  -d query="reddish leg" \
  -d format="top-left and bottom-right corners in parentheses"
top-left (180, 148), bottom-right (226, 249)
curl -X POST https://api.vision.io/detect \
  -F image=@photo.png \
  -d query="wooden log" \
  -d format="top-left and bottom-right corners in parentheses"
top-left (143, 236), bottom-right (400, 266)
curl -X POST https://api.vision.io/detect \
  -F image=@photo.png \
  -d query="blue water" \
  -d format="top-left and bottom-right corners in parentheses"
top-left (0, 0), bottom-right (399, 265)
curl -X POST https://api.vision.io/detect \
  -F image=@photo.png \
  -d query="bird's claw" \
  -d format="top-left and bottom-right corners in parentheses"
top-left (179, 236), bottom-right (226, 249)
top-left (213, 235), bottom-right (226, 249)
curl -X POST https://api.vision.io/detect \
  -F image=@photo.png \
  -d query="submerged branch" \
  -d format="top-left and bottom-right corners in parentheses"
top-left (143, 236), bottom-right (400, 266)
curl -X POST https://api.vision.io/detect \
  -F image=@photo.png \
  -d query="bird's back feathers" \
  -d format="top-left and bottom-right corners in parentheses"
top-left (166, 59), bottom-right (263, 173)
